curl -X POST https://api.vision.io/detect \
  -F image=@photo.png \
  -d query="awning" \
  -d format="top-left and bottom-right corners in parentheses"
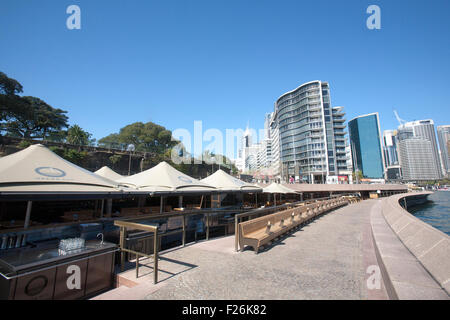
top-left (200, 169), bottom-right (262, 192)
top-left (117, 161), bottom-right (217, 195)
top-left (0, 144), bottom-right (122, 200)
top-left (94, 166), bottom-right (125, 181)
top-left (262, 182), bottom-right (299, 194)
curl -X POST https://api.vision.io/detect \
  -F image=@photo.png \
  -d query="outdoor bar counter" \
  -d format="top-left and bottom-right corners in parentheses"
top-left (0, 239), bottom-right (118, 300)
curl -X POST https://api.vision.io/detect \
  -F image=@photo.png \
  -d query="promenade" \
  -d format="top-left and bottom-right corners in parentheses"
top-left (93, 200), bottom-right (390, 300)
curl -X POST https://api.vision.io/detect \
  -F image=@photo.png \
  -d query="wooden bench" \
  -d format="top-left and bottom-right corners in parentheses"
top-left (238, 197), bottom-right (350, 253)
top-left (238, 208), bottom-right (298, 253)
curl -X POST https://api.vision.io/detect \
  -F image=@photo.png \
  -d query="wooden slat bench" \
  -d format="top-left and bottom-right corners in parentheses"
top-left (238, 197), bottom-right (350, 253)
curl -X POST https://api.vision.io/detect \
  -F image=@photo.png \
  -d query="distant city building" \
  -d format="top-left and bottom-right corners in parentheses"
top-left (348, 113), bottom-right (385, 179)
top-left (383, 130), bottom-right (399, 166)
top-left (401, 120), bottom-right (442, 179)
top-left (345, 143), bottom-right (353, 183)
top-left (274, 80), bottom-right (350, 184)
top-left (383, 129), bottom-right (402, 181)
top-left (257, 139), bottom-right (272, 169)
top-left (268, 110), bottom-right (281, 179)
top-left (437, 125), bottom-right (450, 176)
top-left (397, 127), bottom-right (439, 181)
top-left (386, 165), bottom-right (402, 180)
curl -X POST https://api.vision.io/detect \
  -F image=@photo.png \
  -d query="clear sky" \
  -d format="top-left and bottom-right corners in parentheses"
top-left (1, 0), bottom-right (449, 154)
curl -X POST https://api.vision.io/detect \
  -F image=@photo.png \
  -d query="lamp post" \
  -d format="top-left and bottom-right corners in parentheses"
top-left (127, 144), bottom-right (135, 176)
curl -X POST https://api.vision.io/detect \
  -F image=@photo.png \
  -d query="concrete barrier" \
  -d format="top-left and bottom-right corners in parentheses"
top-left (378, 192), bottom-right (450, 297)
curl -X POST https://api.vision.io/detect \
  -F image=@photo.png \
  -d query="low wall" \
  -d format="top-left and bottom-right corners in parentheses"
top-left (380, 192), bottom-right (450, 295)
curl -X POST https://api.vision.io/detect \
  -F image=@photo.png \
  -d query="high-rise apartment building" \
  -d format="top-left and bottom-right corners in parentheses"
top-left (274, 80), bottom-right (349, 184)
top-left (348, 113), bottom-right (385, 179)
top-left (437, 125), bottom-right (450, 176)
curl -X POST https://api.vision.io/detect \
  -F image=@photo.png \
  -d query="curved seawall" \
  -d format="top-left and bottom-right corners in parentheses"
top-left (372, 192), bottom-right (449, 298)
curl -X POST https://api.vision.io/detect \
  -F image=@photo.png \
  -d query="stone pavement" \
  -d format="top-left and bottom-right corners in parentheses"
top-left (93, 199), bottom-right (389, 300)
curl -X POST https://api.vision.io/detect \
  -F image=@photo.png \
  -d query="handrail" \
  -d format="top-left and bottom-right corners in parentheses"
top-left (114, 220), bottom-right (159, 283)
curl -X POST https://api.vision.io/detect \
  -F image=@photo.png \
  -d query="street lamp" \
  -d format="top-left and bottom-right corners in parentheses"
top-left (127, 144), bottom-right (135, 176)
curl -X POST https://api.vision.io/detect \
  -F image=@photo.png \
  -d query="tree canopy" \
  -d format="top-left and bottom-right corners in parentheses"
top-left (2, 96), bottom-right (68, 138)
top-left (0, 71), bottom-right (69, 139)
top-left (98, 121), bottom-right (176, 153)
top-left (66, 124), bottom-right (95, 146)
top-left (0, 71), bottom-right (24, 122)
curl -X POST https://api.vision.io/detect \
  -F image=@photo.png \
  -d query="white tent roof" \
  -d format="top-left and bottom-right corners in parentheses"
top-left (95, 166), bottom-right (125, 181)
top-left (0, 144), bottom-right (121, 194)
top-left (200, 169), bottom-right (262, 192)
top-left (117, 161), bottom-right (217, 193)
top-left (262, 182), bottom-right (298, 194)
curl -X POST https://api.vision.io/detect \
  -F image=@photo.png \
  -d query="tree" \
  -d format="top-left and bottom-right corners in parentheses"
top-left (109, 154), bottom-right (122, 169)
top-left (47, 129), bottom-right (68, 143)
top-left (66, 125), bottom-right (93, 146)
top-left (98, 133), bottom-right (121, 149)
top-left (99, 122), bottom-right (176, 153)
top-left (0, 72), bottom-right (23, 123)
top-left (2, 96), bottom-right (68, 138)
top-left (352, 170), bottom-right (363, 183)
top-left (62, 148), bottom-right (88, 166)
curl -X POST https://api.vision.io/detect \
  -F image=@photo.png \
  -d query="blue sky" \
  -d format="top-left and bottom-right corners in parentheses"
top-left (1, 0), bottom-right (449, 154)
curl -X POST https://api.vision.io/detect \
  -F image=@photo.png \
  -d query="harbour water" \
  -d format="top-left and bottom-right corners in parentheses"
top-left (408, 191), bottom-right (450, 236)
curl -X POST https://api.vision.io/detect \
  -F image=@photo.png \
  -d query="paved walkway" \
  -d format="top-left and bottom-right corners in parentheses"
top-left (93, 200), bottom-right (388, 300)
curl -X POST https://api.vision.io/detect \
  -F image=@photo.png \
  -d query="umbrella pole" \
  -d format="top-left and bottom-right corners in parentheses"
top-left (199, 195), bottom-right (204, 209)
top-left (255, 193), bottom-right (258, 208)
top-left (106, 199), bottom-right (112, 217)
top-left (24, 201), bottom-right (32, 229)
top-left (178, 196), bottom-right (183, 208)
top-left (160, 196), bottom-right (164, 213)
top-left (100, 199), bottom-right (105, 218)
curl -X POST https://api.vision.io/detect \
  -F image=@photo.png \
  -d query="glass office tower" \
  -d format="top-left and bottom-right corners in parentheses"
top-left (348, 113), bottom-right (385, 179)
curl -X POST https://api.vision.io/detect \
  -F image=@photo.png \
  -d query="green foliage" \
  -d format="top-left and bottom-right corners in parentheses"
top-left (1, 71), bottom-right (68, 139)
top-left (98, 133), bottom-right (121, 149)
top-left (109, 154), bottom-right (122, 167)
top-left (1, 95), bottom-right (68, 138)
top-left (98, 122), bottom-right (176, 153)
top-left (49, 146), bottom-right (65, 157)
top-left (66, 125), bottom-right (93, 146)
top-left (62, 148), bottom-right (88, 166)
top-left (0, 72), bottom-right (23, 96)
top-left (46, 130), bottom-right (68, 143)
top-left (17, 140), bottom-right (32, 149)
top-left (352, 170), bottom-right (363, 182)
top-left (0, 72), bottom-right (23, 123)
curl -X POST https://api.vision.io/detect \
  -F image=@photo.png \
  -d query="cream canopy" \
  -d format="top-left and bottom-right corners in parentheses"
top-left (0, 144), bottom-right (121, 195)
top-left (262, 182), bottom-right (298, 194)
top-left (200, 169), bottom-right (262, 192)
top-left (117, 161), bottom-right (217, 194)
top-left (94, 166), bottom-right (125, 181)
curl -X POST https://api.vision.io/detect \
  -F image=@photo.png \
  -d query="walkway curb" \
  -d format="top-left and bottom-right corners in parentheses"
top-left (371, 192), bottom-right (449, 299)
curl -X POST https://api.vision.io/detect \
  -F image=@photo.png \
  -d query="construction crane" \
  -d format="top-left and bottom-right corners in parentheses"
top-left (393, 109), bottom-right (407, 126)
